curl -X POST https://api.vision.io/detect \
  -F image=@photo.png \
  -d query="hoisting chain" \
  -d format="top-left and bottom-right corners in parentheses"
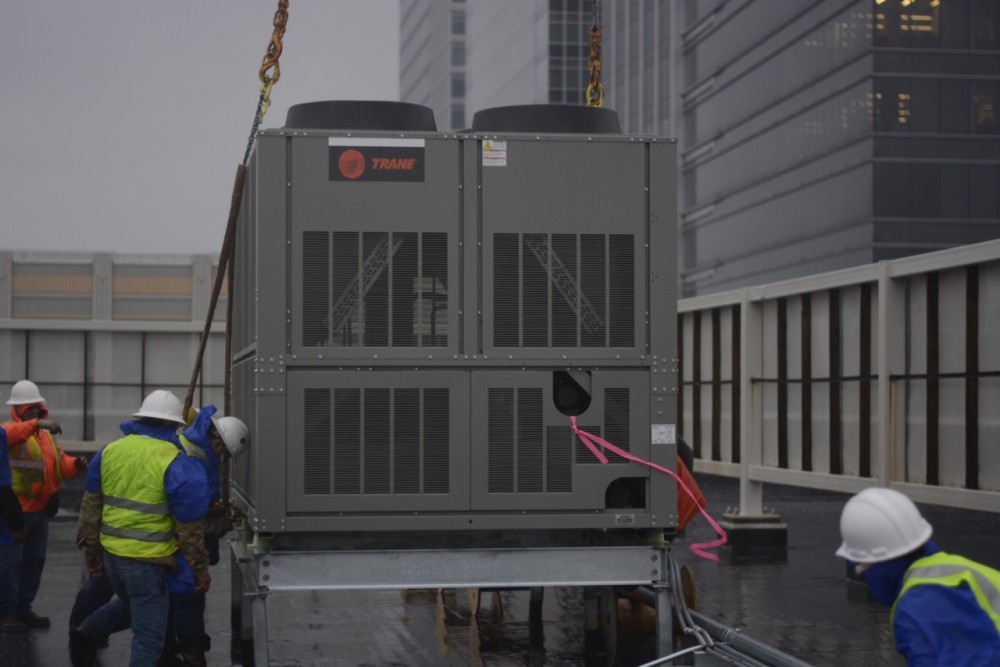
top-left (182, 1), bottom-right (290, 524)
top-left (585, 0), bottom-right (604, 108)
top-left (243, 0), bottom-right (290, 165)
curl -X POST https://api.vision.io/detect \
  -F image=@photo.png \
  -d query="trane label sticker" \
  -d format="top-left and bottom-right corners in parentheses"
top-left (481, 139), bottom-right (507, 167)
top-left (328, 138), bottom-right (425, 182)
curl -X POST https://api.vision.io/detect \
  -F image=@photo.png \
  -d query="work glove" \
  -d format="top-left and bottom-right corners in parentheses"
top-left (85, 546), bottom-right (104, 576)
top-left (45, 493), bottom-right (60, 518)
top-left (75, 456), bottom-right (89, 471)
top-left (37, 419), bottom-right (62, 435)
top-left (194, 572), bottom-right (212, 595)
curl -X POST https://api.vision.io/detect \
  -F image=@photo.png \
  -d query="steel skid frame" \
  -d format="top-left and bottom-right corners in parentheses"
top-left (230, 537), bottom-right (674, 665)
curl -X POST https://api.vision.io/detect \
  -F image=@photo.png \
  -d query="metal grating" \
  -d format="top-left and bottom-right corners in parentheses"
top-left (302, 231), bottom-right (449, 348)
top-left (487, 388), bottom-right (574, 493)
top-left (302, 386), bottom-right (451, 495)
top-left (493, 233), bottom-right (634, 348)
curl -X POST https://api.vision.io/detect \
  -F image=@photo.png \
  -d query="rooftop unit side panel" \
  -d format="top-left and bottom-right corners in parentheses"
top-left (233, 147), bottom-right (261, 355)
top-left (480, 138), bottom-right (649, 361)
top-left (287, 134), bottom-right (462, 361)
top-left (250, 135), bottom-right (290, 360)
top-left (649, 141), bottom-right (678, 356)
top-left (230, 355), bottom-right (258, 508)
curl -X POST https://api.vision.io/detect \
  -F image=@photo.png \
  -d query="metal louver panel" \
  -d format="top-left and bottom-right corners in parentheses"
top-left (302, 386), bottom-right (451, 496)
top-left (493, 233), bottom-right (634, 348)
top-left (302, 231), bottom-right (449, 349)
top-left (487, 388), bottom-right (573, 494)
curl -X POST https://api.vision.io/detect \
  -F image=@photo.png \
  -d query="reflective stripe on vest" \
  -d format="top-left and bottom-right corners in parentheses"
top-left (9, 436), bottom-right (45, 497)
top-left (100, 522), bottom-right (175, 543)
top-left (9, 460), bottom-right (44, 470)
top-left (104, 494), bottom-right (170, 516)
top-left (99, 434), bottom-right (180, 559)
top-left (892, 552), bottom-right (1000, 634)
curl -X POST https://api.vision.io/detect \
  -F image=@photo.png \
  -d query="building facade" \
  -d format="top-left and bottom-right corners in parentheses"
top-left (400, 0), bottom-right (468, 130)
top-left (401, 0), bottom-right (601, 129)
top-left (401, 1), bottom-right (1000, 296)
top-left (678, 0), bottom-right (1000, 295)
top-left (0, 251), bottom-right (226, 446)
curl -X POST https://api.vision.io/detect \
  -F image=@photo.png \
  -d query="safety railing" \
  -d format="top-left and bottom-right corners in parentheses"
top-left (678, 239), bottom-right (1000, 515)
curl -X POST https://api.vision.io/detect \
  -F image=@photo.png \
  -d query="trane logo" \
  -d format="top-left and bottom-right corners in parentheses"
top-left (330, 145), bottom-right (425, 182)
top-left (372, 157), bottom-right (417, 171)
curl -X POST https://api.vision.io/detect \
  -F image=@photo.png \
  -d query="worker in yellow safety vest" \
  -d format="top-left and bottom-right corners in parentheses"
top-left (836, 487), bottom-right (1000, 666)
top-left (0, 379), bottom-right (87, 632)
top-left (72, 390), bottom-right (210, 667)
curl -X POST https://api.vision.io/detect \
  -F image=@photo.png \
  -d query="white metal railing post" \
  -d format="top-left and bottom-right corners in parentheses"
top-left (739, 287), bottom-right (764, 515)
top-left (878, 261), bottom-right (907, 488)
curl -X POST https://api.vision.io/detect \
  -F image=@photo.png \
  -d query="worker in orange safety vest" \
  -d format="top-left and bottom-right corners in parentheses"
top-left (1, 379), bottom-right (88, 632)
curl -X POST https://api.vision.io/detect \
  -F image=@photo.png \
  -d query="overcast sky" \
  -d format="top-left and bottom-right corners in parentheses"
top-left (0, 1), bottom-right (399, 256)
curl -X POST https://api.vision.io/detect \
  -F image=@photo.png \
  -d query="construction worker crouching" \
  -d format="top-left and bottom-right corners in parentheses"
top-left (72, 390), bottom-right (210, 667)
top-left (836, 487), bottom-right (1000, 665)
top-left (160, 406), bottom-right (246, 666)
top-left (0, 379), bottom-right (87, 632)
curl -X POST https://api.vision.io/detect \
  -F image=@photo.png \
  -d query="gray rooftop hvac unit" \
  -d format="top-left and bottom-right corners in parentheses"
top-left (229, 101), bottom-right (679, 540)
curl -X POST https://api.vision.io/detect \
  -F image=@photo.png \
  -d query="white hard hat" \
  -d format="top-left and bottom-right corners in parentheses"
top-left (6, 380), bottom-right (45, 406)
top-left (212, 416), bottom-right (249, 458)
top-left (133, 390), bottom-right (186, 425)
top-left (835, 487), bottom-right (932, 564)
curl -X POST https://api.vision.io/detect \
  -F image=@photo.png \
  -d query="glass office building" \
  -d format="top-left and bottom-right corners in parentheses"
top-left (602, 0), bottom-right (672, 136)
top-left (465, 0), bottom-right (593, 113)
top-left (400, 0), bottom-right (468, 130)
top-left (679, 0), bottom-right (1000, 295)
top-left (401, 1), bottom-right (999, 295)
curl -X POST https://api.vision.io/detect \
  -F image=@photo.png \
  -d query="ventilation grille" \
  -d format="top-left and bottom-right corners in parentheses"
top-left (302, 387), bottom-right (450, 495)
top-left (486, 386), bottom-right (631, 491)
top-left (302, 231), bottom-right (449, 348)
top-left (493, 233), bottom-right (634, 348)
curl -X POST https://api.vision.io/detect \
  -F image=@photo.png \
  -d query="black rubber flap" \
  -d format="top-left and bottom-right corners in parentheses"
top-left (284, 100), bottom-right (437, 131)
top-left (471, 104), bottom-right (621, 134)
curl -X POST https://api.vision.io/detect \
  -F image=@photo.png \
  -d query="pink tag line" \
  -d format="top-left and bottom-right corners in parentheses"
top-left (570, 417), bottom-right (728, 562)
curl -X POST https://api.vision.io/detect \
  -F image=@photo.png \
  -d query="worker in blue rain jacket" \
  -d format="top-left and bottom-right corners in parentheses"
top-left (161, 406), bottom-right (243, 666)
top-left (836, 487), bottom-right (1000, 666)
top-left (0, 388), bottom-right (27, 632)
top-left (70, 402), bottom-right (245, 666)
top-left (71, 390), bottom-right (209, 667)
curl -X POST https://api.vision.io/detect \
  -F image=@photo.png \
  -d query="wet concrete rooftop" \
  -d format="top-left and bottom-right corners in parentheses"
top-left (3, 474), bottom-right (999, 666)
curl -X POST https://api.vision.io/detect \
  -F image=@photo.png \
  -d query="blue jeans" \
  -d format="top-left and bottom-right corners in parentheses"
top-left (0, 542), bottom-right (18, 617)
top-left (9, 511), bottom-right (48, 615)
top-left (101, 553), bottom-right (170, 667)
